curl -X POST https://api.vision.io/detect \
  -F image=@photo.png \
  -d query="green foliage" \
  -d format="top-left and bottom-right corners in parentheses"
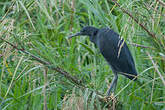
top-left (0, 0), bottom-right (165, 110)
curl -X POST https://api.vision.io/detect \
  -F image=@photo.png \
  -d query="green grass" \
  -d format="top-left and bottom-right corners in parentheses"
top-left (0, 0), bottom-right (165, 110)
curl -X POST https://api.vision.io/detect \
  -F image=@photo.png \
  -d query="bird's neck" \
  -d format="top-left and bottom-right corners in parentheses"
top-left (89, 29), bottom-right (99, 45)
top-left (90, 34), bottom-right (98, 46)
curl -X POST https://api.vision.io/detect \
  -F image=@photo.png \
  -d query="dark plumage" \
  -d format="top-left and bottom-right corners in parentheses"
top-left (68, 26), bottom-right (137, 96)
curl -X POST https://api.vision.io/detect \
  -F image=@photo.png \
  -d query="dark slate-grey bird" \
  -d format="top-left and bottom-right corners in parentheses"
top-left (68, 26), bottom-right (137, 96)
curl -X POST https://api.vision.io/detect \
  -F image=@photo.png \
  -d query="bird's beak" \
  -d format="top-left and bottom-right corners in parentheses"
top-left (67, 32), bottom-right (82, 39)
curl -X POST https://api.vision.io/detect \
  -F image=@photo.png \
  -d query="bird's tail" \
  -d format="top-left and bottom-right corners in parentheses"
top-left (121, 72), bottom-right (137, 81)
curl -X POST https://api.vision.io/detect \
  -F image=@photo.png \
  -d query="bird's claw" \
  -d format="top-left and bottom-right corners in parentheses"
top-left (103, 93), bottom-right (117, 103)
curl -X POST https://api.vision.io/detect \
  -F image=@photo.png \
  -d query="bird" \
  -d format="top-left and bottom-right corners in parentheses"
top-left (68, 26), bottom-right (137, 96)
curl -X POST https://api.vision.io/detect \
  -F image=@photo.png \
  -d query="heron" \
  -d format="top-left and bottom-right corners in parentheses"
top-left (68, 26), bottom-right (137, 96)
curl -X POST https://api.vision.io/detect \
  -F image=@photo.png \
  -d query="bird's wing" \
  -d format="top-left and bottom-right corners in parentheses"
top-left (98, 28), bottom-right (137, 79)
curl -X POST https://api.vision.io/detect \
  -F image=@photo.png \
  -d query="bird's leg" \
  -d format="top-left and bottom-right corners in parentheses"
top-left (107, 73), bottom-right (118, 96)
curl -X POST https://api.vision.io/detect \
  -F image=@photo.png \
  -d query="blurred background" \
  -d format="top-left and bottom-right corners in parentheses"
top-left (0, 0), bottom-right (165, 109)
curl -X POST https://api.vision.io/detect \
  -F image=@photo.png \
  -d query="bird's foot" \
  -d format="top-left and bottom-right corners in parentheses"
top-left (103, 93), bottom-right (117, 103)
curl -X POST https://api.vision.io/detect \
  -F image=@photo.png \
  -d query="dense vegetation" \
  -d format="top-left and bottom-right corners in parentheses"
top-left (0, 0), bottom-right (165, 110)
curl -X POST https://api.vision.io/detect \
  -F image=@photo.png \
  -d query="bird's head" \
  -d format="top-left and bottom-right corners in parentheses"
top-left (68, 26), bottom-right (98, 39)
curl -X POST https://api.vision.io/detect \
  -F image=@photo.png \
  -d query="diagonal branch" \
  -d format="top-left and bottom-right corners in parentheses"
top-left (112, 0), bottom-right (156, 39)
top-left (128, 42), bottom-right (155, 49)
top-left (0, 37), bottom-right (107, 98)
top-left (0, 37), bottom-right (83, 86)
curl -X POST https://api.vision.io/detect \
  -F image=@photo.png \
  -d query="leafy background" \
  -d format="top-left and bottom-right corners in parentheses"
top-left (0, 0), bottom-right (165, 110)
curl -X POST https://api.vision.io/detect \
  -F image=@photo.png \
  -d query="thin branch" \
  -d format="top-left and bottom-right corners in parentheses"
top-left (0, 37), bottom-right (82, 86)
top-left (112, 0), bottom-right (156, 39)
top-left (128, 42), bottom-right (155, 49)
top-left (147, 52), bottom-right (165, 86)
top-left (0, 37), bottom-right (106, 97)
